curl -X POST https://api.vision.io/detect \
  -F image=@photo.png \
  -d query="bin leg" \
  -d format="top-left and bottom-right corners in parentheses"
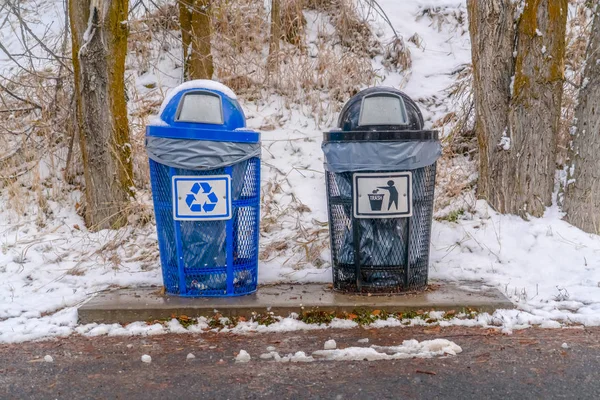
top-left (404, 217), bottom-right (411, 289)
top-left (352, 217), bottom-right (362, 292)
top-left (225, 166), bottom-right (234, 295)
top-left (169, 167), bottom-right (187, 295)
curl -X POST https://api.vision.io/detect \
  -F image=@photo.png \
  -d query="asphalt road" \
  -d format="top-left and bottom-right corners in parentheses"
top-left (1, 326), bottom-right (599, 399)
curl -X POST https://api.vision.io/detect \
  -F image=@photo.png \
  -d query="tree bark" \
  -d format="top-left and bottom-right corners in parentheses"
top-left (563, 8), bottom-right (600, 233)
top-left (179, 0), bottom-right (193, 79)
top-left (69, 0), bottom-right (134, 230)
top-left (467, 0), bottom-right (516, 212)
top-left (268, 0), bottom-right (282, 71)
top-left (507, 0), bottom-right (568, 217)
top-left (179, 0), bottom-right (214, 80)
top-left (468, 0), bottom-right (568, 218)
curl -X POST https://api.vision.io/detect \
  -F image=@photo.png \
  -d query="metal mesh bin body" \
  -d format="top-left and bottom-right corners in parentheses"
top-left (322, 87), bottom-right (441, 294)
top-left (325, 164), bottom-right (436, 293)
top-left (149, 157), bottom-right (261, 297)
top-left (146, 80), bottom-right (261, 297)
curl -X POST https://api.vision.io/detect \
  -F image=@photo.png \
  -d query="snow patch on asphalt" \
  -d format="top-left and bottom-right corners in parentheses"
top-left (313, 339), bottom-right (462, 361)
top-left (235, 350), bottom-right (251, 363)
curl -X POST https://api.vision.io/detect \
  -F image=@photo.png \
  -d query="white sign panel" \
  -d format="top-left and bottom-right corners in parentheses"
top-left (172, 175), bottom-right (232, 221)
top-left (353, 172), bottom-right (412, 219)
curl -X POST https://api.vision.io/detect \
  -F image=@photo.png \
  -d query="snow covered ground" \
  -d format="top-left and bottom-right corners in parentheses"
top-left (2, 0), bottom-right (600, 344)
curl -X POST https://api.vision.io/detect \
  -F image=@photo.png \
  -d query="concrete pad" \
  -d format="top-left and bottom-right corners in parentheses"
top-left (78, 281), bottom-right (514, 324)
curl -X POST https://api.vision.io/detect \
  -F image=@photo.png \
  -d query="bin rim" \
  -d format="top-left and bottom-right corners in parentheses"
top-left (146, 125), bottom-right (260, 143)
top-left (323, 130), bottom-right (438, 143)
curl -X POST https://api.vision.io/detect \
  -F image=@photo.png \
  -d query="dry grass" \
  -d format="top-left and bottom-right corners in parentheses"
top-left (1, 0), bottom-right (398, 206)
top-left (416, 4), bottom-right (468, 35)
top-left (259, 176), bottom-right (329, 269)
top-left (120, 0), bottom-right (385, 200)
top-left (431, 60), bottom-right (477, 218)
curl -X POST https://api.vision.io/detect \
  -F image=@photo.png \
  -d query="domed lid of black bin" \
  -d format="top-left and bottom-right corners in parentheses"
top-left (325, 87), bottom-right (437, 142)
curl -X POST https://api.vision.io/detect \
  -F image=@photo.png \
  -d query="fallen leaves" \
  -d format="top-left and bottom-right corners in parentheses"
top-left (416, 370), bottom-right (437, 375)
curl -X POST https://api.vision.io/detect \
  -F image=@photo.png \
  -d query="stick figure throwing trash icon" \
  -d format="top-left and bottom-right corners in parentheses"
top-left (378, 180), bottom-right (398, 211)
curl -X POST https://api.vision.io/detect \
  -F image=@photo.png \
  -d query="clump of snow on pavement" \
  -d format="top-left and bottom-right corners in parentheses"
top-left (324, 339), bottom-right (337, 350)
top-left (313, 339), bottom-right (462, 361)
top-left (235, 350), bottom-right (251, 363)
top-left (44, 355), bottom-right (53, 363)
top-left (287, 351), bottom-right (315, 363)
top-left (259, 350), bottom-right (315, 363)
top-left (186, 353), bottom-right (196, 360)
top-left (141, 355), bottom-right (152, 364)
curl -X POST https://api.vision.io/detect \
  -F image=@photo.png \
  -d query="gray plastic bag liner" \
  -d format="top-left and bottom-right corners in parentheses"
top-left (146, 136), bottom-right (261, 170)
top-left (322, 141), bottom-right (441, 172)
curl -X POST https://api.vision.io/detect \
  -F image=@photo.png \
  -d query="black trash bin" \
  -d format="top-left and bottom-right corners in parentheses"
top-left (322, 87), bottom-right (441, 294)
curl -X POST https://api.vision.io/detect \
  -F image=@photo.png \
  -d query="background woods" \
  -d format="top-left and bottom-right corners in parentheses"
top-left (0, 1), bottom-right (598, 235)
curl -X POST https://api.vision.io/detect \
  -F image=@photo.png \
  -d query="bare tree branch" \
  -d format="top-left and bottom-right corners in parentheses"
top-left (0, 81), bottom-right (42, 109)
top-left (6, 0), bottom-right (73, 73)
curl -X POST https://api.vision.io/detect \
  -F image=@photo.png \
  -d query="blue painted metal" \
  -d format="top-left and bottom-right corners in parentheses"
top-left (148, 81), bottom-right (260, 297)
top-left (146, 85), bottom-right (259, 143)
top-left (147, 125), bottom-right (259, 143)
top-left (170, 166), bottom-right (188, 295)
top-left (225, 166), bottom-right (235, 295)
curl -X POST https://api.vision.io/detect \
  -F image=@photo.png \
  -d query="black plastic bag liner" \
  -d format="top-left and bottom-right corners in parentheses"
top-left (146, 136), bottom-right (261, 170)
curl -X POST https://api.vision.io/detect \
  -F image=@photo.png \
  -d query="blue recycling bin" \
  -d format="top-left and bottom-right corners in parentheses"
top-left (146, 80), bottom-right (261, 297)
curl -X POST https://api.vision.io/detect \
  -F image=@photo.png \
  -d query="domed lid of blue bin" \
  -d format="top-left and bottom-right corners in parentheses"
top-left (147, 80), bottom-right (259, 143)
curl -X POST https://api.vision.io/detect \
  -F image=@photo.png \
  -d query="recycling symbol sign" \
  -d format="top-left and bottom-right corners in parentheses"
top-left (186, 182), bottom-right (219, 213)
top-left (173, 175), bottom-right (232, 221)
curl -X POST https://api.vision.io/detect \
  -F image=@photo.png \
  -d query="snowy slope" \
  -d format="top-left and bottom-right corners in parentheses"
top-left (374, 0), bottom-right (471, 125)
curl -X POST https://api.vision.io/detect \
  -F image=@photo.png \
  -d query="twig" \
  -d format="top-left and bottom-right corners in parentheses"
top-left (6, 0), bottom-right (73, 72)
top-left (0, 81), bottom-right (42, 109)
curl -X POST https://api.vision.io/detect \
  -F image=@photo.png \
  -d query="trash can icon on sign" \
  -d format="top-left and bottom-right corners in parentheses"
top-left (368, 191), bottom-right (384, 211)
top-left (354, 173), bottom-right (412, 218)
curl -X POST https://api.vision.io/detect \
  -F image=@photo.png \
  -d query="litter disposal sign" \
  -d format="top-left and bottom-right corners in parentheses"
top-left (172, 175), bottom-right (232, 221)
top-left (353, 172), bottom-right (412, 219)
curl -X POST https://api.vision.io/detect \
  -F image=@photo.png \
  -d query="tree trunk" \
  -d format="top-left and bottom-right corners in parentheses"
top-left (268, 0), bottom-right (282, 71)
top-left (468, 0), bottom-right (568, 218)
top-left (467, 0), bottom-right (516, 211)
top-left (69, 0), bottom-right (134, 230)
top-left (507, 0), bottom-right (568, 217)
top-left (180, 0), bottom-right (214, 80)
top-left (179, 0), bottom-right (193, 80)
top-left (563, 8), bottom-right (600, 233)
